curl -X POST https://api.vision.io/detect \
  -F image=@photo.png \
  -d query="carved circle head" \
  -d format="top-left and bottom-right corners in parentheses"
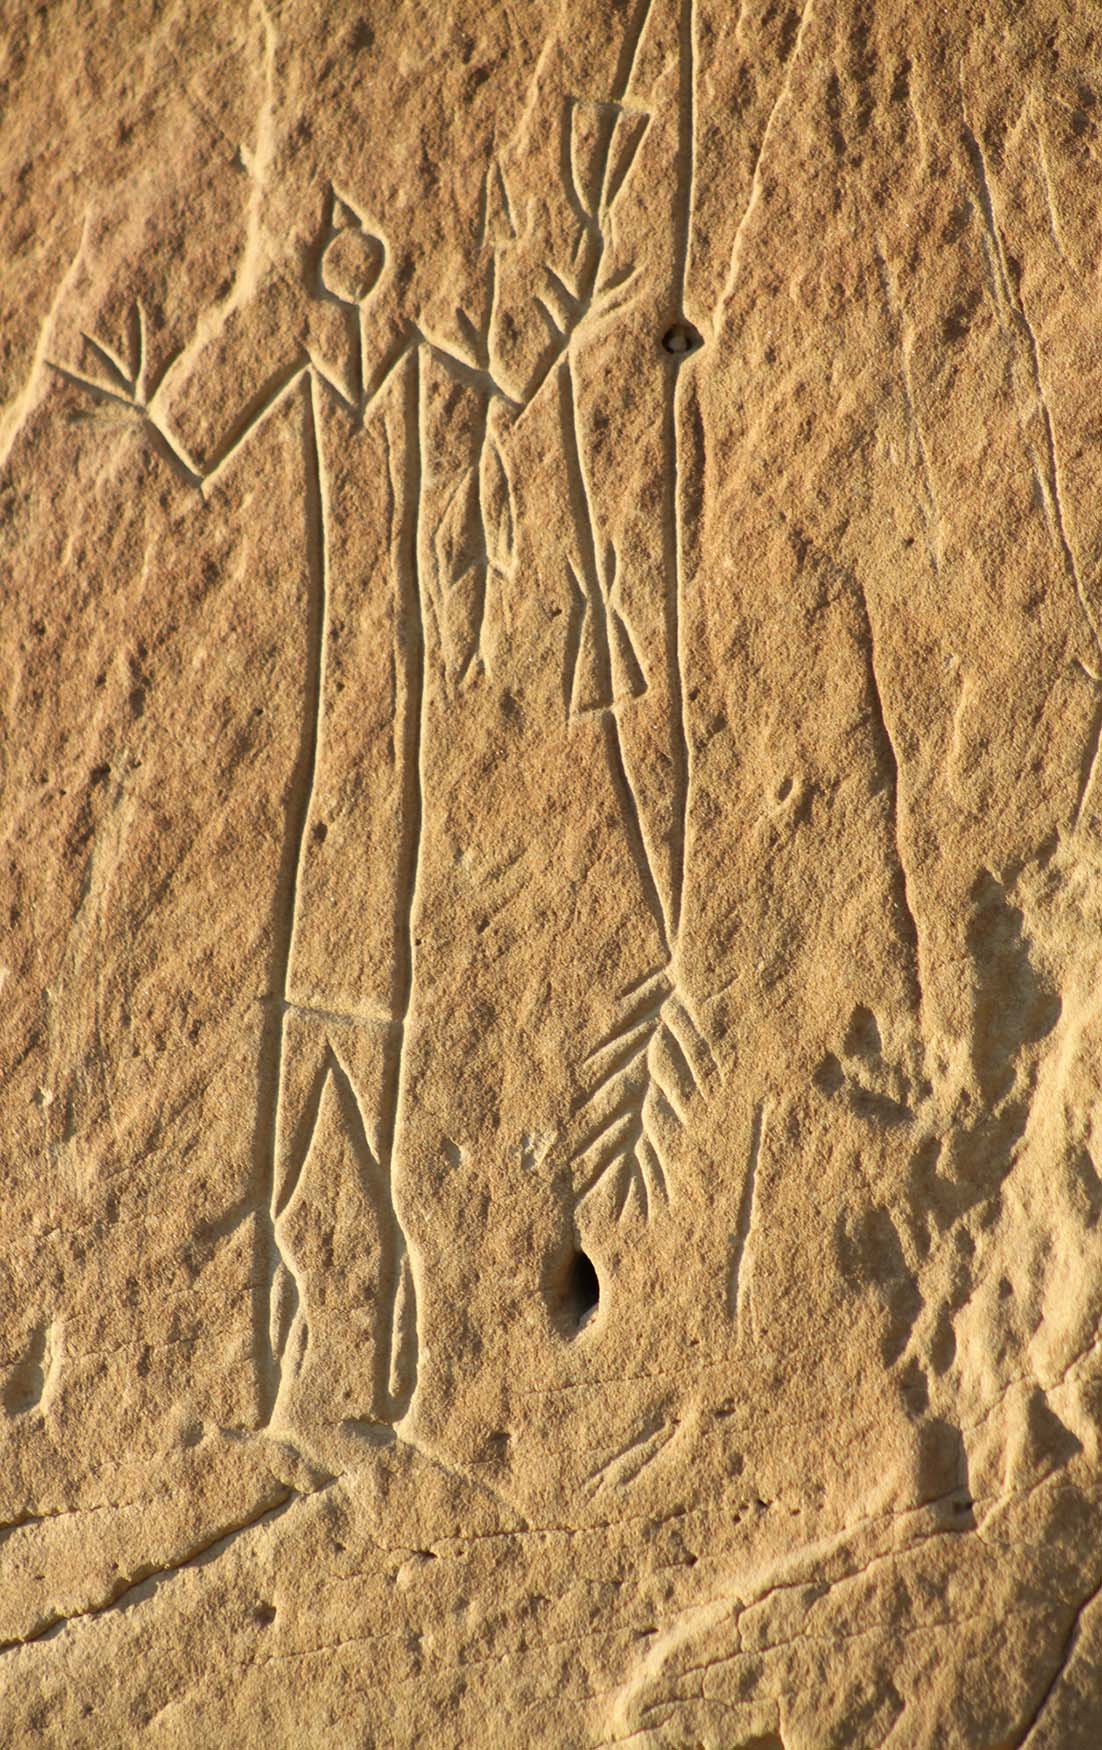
top-left (319, 194), bottom-right (385, 306)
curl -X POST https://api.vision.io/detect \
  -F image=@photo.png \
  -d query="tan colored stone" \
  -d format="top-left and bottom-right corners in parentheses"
top-left (3, 0), bottom-right (1102, 1742)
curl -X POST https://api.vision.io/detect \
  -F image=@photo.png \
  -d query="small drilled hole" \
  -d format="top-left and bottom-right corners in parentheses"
top-left (567, 1250), bottom-right (599, 1330)
top-left (662, 321), bottom-right (703, 356)
top-left (546, 1241), bottom-right (603, 1337)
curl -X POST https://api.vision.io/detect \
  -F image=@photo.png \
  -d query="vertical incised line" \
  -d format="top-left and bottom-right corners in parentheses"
top-left (615, 0), bottom-right (658, 107)
top-left (558, 358), bottom-right (613, 708)
top-left (674, 0), bottom-right (696, 306)
top-left (666, 0), bottom-right (698, 942)
top-left (460, 384), bottom-right (491, 684)
top-left (253, 373), bottom-right (330, 1424)
top-left (377, 345), bottom-right (425, 1417)
top-left (560, 350), bottom-right (670, 949)
top-left (665, 377), bottom-right (690, 944)
top-left (730, 1100), bottom-right (766, 1330)
top-left (381, 348), bottom-right (425, 1159)
top-left (288, 372), bottom-right (332, 974)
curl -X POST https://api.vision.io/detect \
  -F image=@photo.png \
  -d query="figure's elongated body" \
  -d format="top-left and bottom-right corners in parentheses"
top-left (53, 205), bottom-right (435, 1434)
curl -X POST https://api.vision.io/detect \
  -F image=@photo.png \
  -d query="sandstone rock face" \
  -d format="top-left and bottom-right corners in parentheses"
top-left (4, 1), bottom-right (1102, 1743)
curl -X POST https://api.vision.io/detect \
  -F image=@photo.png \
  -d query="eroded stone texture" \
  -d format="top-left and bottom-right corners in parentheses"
top-left (3, 0), bottom-right (1102, 1743)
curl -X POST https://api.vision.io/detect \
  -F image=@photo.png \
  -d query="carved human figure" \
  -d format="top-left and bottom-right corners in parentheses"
top-left (52, 189), bottom-right (520, 1447)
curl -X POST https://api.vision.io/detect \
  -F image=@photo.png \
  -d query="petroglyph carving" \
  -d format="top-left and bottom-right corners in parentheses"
top-left (51, 198), bottom-right (422, 1437)
top-left (11, 0), bottom-right (1102, 1739)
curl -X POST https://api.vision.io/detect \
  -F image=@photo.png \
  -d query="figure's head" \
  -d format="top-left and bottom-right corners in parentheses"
top-left (318, 189), bottom-right (384, 305)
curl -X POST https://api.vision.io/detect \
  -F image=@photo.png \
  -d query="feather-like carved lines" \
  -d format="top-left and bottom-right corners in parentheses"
top-left (570, 970), bottom-right (715, 1221)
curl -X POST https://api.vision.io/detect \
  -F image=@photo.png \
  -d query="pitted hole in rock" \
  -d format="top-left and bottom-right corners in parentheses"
top-left (662, 320), bottom-right (703, 357)
top-left (562, 1248), bottom-right (600, 1335)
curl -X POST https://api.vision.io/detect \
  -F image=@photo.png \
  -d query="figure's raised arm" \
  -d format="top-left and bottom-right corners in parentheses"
top-left (50, 301), bottom-right (209, 490)
top-left (51, 294), bottom-right (322, 497)
top-left (49, 189), bottom-right (396, 494)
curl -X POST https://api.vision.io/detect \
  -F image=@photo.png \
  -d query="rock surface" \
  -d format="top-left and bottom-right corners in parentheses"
top-left (4, 0), bottom-right (1102, 1742)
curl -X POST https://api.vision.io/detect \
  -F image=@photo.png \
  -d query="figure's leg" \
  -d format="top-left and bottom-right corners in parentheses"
top-left (268, 1015), bottom-right (332, 1433)
top-left (268, 1008), bottom-right (416, 1441)
top-left (377, 1021), bottom-right (418, 1422)
top-left (371, 348), bottom-right (426, 1424)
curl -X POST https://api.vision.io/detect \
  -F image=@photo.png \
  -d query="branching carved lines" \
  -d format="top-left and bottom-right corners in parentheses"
top-left (528, 82), bottom-right (657, 977)
top-left (571, 969), bottom-right (714, 1220)
top-left (529, 110), bottom-right (649, 412)
top-left (557, 354), bottom-right (669, 960)
top-left (547, 91), bottom-right (669, 953)
top-left (50, 318), bottom-right (202, 489)
top-left (558, 370), bottom-right (645, 714)
top-left (527, 7), bottom-right (654, 412)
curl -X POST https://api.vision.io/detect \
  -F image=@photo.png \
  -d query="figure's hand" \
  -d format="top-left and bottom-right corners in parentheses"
top-left (50, 302), bottom-right (202, 487)
top-left (50, 300), bottom-right (151, 416)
